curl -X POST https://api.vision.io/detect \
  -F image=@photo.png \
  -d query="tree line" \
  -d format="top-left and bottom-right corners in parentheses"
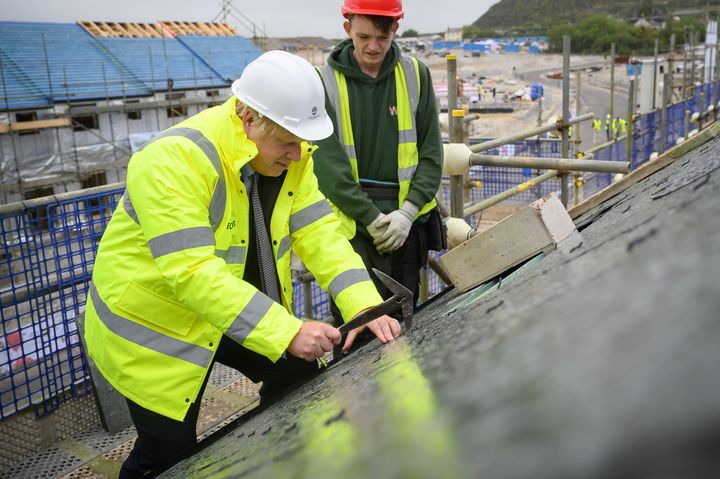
top-left (547, 15), bottom-right (706, 55)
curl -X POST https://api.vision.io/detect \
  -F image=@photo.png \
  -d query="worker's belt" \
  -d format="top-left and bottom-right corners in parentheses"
top-left (359, 180), bottom-right (399, 201)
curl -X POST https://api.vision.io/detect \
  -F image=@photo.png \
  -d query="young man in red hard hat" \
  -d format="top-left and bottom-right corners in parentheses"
top-left (83, 50), bottom-right (400, 478)
top-left (314, 0), bottom-right (445, 321)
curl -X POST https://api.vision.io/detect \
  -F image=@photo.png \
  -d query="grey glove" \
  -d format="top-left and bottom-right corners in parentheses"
top-left (366, 212), bottom-right (388, 244)
top-left (374, 201), bottom-right (419, 254)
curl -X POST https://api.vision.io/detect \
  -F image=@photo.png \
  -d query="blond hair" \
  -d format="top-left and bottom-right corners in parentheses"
top-left (235, 101), bottom-right (303, 143)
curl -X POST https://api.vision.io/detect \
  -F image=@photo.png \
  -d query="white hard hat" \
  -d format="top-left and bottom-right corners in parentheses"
top-left (232, 50), bottom-right (333, 141)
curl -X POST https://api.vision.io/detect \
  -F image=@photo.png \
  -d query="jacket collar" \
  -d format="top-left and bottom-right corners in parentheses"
top-left (223, 97), bottom-right (319, 175)
top-left (216, 97), bottom-right (259, 174)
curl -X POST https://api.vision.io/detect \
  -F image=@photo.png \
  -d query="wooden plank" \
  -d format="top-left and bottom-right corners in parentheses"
top-left (534, 193), bottom-right (576, 243)
top-left (198, 22), bottom-right (215, 36)
top-left (213, 23), bottom-right (229, 36)
top-left (440, 205), bottom-right (554, 293)
top-left (223, 22), bottom-right (239, 35)
top-left (217, 22), bottom-right (237, 36)
top-left (441, 193), bottom-right (575, 292)
top-left (77, 21), bottom-right (99, 37)
top-left (168, 21), bottom-right (185, 35)
top-left (0, 118), bottom-right (71, 133)
top-left (189, 22), bottom-right (204, 35)
top-left (124, 22), bottom-right (141, 38)
top-left (140, 23), bottom-right (160, 38)
top-left (569, 121), bottom-right (720, 219)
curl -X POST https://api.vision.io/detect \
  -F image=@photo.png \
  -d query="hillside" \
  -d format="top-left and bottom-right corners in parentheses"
top-left (473, 0), bottom-right (715, 31)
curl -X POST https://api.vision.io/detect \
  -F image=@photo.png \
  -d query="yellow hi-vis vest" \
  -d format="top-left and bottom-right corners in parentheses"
top-left (84, 97), bottom-right (382, 421)
top-left (320, 56), bottom-right (437, 239)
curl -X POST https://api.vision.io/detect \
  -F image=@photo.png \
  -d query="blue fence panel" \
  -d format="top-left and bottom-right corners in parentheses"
top-left (0, 188), bottom-right (121, 419)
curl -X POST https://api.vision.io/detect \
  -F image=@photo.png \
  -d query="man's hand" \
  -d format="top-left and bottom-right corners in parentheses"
top-left (342, 314), bottom-right (401, 352)
top-left (374, 201), bottom-right (419, 254)
top-left (366, 212), bottom-right (388, 244)
top-left (287, 321), bottom-right (341, 362)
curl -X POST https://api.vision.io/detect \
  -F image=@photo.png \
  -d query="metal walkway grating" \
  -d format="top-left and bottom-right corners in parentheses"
top-left (0, 364), bottom-right (260, 479)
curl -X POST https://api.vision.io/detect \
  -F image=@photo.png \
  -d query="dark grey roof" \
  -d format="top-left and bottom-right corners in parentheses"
top-left (160, 133), bottom-right (720, 479)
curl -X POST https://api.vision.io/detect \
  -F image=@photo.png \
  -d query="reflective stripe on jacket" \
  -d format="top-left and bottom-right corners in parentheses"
top-left (84, 97), bottom-right (382, 420)
top-left (320, 56), bottom-right (437, 238)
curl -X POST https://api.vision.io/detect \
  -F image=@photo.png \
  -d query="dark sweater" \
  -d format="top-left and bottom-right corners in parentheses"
top-left (313, 39), bottom-right (443, 227)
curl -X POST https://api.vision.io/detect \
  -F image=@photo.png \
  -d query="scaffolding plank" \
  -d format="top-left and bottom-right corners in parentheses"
top-left (440, 193), bottom-right (575, 292)
top-left (0, 118), bottom-right (72, 133)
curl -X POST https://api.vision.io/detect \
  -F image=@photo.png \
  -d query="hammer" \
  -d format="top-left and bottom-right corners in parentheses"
top-left (331, 268), bottom-right (413, 362)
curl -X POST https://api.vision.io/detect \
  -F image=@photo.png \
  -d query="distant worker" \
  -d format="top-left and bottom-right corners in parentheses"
top-left (605, 114), bottom-right (612, 141)
top-left (612, 117), bottom-right (619, 139)
top-left (456, 75), bottom-right (465, 100)
top-left (83, 51), bottom-right (400, 478)
top-left (592, 118), bottom-right (602, 144)
top-left (315, 0), bottom-right (445, 322)
top-left (618, 117), bottom-right (628, 135)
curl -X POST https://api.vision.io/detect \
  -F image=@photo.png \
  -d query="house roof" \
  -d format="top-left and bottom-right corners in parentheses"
top-left (0, 21), bottom-right (261, 110)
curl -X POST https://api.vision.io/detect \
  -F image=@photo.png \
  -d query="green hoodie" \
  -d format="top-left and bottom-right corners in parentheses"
top-left (314, 39), bottom-right (443, 228)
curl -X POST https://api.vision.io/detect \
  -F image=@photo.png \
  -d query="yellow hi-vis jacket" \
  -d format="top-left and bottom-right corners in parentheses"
top-left (84, 97), bottom-right (383, 421)
top-left (319, 56), bottom-right (437, 238)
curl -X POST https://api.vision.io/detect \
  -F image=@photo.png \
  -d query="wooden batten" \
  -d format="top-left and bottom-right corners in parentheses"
top-left (0, 118), bottom-right (72, 133)
top-left (77, 19), bottom-right (238, 38)
top-left (440, 193), bottom-right (576, 292)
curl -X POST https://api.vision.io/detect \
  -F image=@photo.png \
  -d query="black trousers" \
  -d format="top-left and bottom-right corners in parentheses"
top-left (119, 335), bottom-right (317, 478)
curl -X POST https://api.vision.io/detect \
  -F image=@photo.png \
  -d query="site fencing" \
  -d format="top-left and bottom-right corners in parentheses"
top-left (582, 83), bottom-right (709, 197)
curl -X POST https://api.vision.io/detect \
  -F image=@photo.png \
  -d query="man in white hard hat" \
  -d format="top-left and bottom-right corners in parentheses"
top-left (83, 50), bottom-right (400, 477)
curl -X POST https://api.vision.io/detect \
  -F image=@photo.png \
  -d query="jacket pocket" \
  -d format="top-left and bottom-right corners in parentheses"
top-left (116, 281), bottom-right (198, 337)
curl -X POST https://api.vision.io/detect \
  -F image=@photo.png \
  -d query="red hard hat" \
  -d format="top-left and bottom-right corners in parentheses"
top-left (341, 0), bottom-right (404, 19)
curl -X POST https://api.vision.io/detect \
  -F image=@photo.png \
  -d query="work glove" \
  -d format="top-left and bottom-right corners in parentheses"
top-left (374, 201), bottom-right (419, 254)
top-left (446, 217), bottom-right (475, 249)
top-left (366, 212), bottom-right (388, 244)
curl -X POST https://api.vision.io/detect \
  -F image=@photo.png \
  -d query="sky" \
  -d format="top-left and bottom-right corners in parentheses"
top-left (1, 0), bottom-right (498, 39)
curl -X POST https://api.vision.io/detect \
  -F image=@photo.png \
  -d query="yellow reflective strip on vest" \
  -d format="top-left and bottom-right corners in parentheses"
top-left (122, 188), bottom-right (139, 224)
top-left (215, 245), bottom-right (246, 265)
top-left (335, 70), bottom-right (359, 182)
top-left (289, 199), bottom-right (334, 233)
top-left (144, 127), bottom-right (227, 232)
top-left (395, 56), bottom-right (437, 218)
top-left (147, 226), bottom-right (215, 259)
top-left (225, 290), bottom-right (274, 344)
top-left (89, 283), bottom-right (212, 368)
top-left (327, 268), bottom-right (372, 298)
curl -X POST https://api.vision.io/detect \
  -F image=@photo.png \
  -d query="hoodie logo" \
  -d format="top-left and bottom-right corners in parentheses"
top-left (388, 105), bottom-right (398, 116)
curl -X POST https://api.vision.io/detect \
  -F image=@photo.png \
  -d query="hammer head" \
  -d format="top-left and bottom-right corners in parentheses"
top-left (372, 268), bottom-right (413, 330)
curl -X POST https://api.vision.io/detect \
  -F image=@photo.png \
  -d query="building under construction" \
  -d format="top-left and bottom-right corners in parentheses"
top-left (0, 20), bottom-right (261, 204)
